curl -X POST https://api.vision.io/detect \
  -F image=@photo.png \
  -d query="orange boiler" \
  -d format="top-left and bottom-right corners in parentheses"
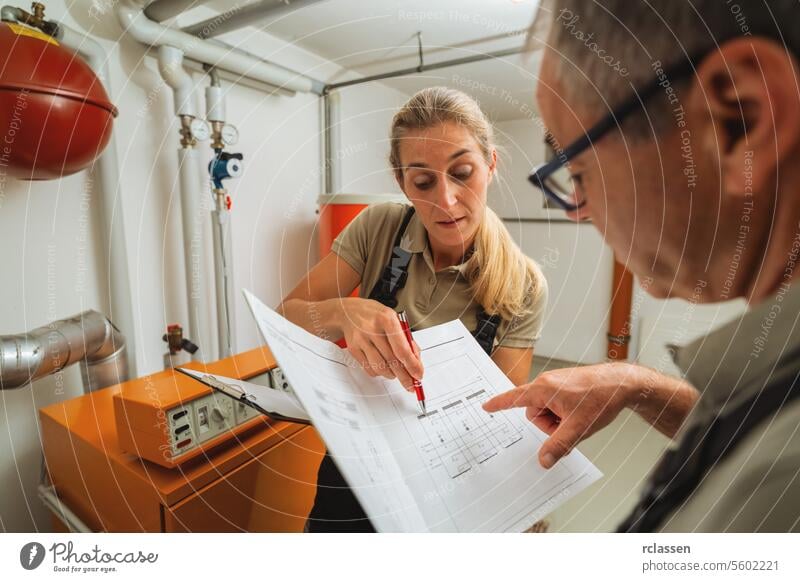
top-left (39, 346), bottom-right (326, 532)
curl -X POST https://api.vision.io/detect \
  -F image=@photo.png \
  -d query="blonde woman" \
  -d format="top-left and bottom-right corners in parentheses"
top-left (278, 87), bottom-right (548, 532)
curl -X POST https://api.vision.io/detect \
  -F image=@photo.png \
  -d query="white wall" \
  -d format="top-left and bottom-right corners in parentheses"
top-left (491, 118), bottom-right (614, 363)
top-left (0, 1), bottom-right (405, 532)
top-left (631, 284), bottom-right (746, 376)
top-left (337, 84), bottom-right (409, 195)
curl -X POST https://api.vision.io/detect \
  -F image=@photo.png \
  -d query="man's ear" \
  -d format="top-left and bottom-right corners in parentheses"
top-left (690, 37), bottom-right (800, 195)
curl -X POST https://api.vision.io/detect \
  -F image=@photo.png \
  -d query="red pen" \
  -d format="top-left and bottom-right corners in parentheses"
top-left (397, 311), bottom-right (426, 415)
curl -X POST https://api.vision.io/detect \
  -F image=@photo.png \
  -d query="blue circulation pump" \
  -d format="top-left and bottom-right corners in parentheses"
top-left (209, 151), bottom-right (244, 190)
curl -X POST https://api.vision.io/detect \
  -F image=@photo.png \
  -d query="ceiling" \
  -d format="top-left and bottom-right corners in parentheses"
top-left (178, 0), bottom-right (545, 121)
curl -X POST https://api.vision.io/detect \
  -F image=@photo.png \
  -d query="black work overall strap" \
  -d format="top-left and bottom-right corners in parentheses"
top-left (617, 370), bottom-right (800, 532)
top-left (367, 205), bottom-right (501, 355)
top-left (367, 206), bottom-right (416, 309)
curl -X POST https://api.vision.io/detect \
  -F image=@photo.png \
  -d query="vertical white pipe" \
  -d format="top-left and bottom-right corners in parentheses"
top-left (205, 85), bottom-right (225, 122)
top-left (159, 45), bottom-right (216, 360)
top-left (212, 198), bottom-right (236, 358)
top-left (55, 24), bottom-right (139, 376)
top-left (177, 147), bottom-right (215, 361)
top-left (206, 79), bottom-right (236, 358)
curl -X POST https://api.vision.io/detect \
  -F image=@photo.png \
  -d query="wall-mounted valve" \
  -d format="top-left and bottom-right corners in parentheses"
top-left (162, 324), bottom-right (198, 369)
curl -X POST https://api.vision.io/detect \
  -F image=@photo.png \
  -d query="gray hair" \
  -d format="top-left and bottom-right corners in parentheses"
top-left (535, 0), bottom-right (800, 137)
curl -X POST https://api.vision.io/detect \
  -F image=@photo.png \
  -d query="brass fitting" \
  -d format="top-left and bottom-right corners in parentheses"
top-left (179, 115), bottom-right (196, 148)
top-left (210, 120), bottom-right (225, 151)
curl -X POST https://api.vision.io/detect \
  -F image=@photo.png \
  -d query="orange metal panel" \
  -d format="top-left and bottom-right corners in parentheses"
top-left (164, 427), bottom-right (325, 532)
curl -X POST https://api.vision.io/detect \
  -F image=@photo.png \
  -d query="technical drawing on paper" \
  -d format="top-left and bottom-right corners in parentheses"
top-left (314, 387), bottom-right (361, 430)
top-left (409, 354), bottom-right (525, 479)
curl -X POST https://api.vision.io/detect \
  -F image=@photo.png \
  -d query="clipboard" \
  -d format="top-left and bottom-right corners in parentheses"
top-left (175, 368), bottom-right (311, 425)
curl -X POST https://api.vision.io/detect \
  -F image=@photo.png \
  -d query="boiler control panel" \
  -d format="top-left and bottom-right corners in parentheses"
top-left (113, 368), bottom-right (292, 468)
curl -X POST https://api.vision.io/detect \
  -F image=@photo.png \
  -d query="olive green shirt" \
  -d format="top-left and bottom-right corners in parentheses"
top-left (657, 283), bottom-right (800, 532)
top-left (331, 202), bottom-right (547, 351)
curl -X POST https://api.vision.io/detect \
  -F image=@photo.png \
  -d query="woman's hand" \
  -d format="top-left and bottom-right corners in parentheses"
top-left (336, 298), bottom-right (424, 390)
top-left (276, 252), bottom-right (423, 390)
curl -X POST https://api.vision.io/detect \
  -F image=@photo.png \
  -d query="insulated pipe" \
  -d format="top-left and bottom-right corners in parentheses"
top-left (205, 84), bottom-right (224, 122)
top-left (0, 310), bottom-right (129, 392)
top-left (183, 57), bottom-right (296, 97)
top-left (181, 0), bottom-right (329, 40)
top-left (205, 73), bottom-right (236, 358)
top-left (177, 146), bottom-right (214, 361)
top-left (157, 45), bottom-right (196, 117)
top-left (0, 5), bottom-right (21, 22)
top-left (48, 18), bottom-right (139, 378)
top-left (157, 46), bottom-right (214, 361)
top-left (211, 194), bottom-right (235, 359)
top-left (143, 0), bottom-right (207, 22)
top-left (117, 0), bottom-right (324, 94)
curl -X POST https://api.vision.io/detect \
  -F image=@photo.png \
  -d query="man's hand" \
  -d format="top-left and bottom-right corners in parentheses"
top-left (483, 362), bottom-right (698, 469)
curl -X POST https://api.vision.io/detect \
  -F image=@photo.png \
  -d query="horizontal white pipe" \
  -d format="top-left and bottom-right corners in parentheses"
top-left (144, 0), bottom-right (208, 22)
top-left (182, 58), bottom-right (296, 97)
top-left (117, 0), bottom-right (322, 94)
top-left (181, 0), bottom-right (328, 39)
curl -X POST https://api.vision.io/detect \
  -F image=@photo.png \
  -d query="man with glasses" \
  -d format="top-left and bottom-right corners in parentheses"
top-left (484, 0), bottom-right (800, 532)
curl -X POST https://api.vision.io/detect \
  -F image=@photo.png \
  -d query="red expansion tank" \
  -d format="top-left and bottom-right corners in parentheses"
top-left (0, 21), bottom-right (118, 180)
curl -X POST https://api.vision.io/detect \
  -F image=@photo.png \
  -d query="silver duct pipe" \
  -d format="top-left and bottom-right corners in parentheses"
top-left (0, 310), bottom-right (129, 392)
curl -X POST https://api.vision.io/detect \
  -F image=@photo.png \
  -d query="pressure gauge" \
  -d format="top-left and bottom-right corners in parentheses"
top-left (220, 123), bottom-right (239, 146)
top-left (190, 118), bottom-right (211, 141)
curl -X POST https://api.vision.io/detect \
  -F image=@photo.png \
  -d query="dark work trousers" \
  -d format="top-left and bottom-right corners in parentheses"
top-left (305, 451), bottom-right (376, 532)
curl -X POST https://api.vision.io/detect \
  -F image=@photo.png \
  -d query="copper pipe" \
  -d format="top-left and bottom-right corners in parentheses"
top-left (607, 260), bottom-right (634, 360)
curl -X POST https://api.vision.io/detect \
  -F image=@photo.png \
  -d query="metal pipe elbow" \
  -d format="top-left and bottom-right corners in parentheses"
top-left (0, 310), bottom-right (129, 392)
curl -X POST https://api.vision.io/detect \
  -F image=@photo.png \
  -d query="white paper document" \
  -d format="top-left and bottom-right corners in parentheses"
top-left (244, 289), bottom-right (602, 532)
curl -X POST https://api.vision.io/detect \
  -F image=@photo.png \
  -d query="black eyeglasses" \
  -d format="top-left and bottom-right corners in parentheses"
top-left (528, 55), bottom-right (700, 212)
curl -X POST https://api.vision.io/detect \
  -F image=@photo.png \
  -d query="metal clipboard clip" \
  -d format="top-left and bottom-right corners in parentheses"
top-left (200, 374), bottom-right (256, 404)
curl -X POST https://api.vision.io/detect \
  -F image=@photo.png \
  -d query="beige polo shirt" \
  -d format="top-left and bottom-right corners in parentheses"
top-left (331, 202), bottom-right (547, 351)
top-left (654, 282), bottom-right (800, 532)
